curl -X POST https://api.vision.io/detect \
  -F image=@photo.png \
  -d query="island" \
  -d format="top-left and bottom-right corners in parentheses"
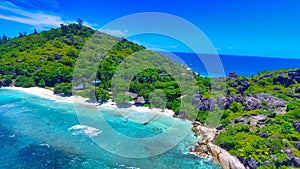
top-left (0, 22), bottom-right (299, 169)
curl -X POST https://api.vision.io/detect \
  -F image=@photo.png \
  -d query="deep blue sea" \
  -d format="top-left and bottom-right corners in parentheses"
top-left (160, 52), bottom-right (300, 77)
top-left (0, 89), bottom-right (220, 169)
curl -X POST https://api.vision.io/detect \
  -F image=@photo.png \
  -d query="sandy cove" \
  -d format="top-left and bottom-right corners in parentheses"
top-left (4, 86), bottom-right (244, 168)
top-left (3, 86), bottom-right (175, 117)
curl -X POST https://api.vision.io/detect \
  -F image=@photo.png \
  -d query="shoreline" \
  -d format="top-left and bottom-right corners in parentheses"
top-left (2, 86), bottom-right (175, 117)
top-left (2, 86), bottom-right (237, 167)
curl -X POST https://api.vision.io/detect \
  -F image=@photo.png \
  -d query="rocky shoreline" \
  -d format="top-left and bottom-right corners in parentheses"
top-left (189, 121), bottom-right (246, 169)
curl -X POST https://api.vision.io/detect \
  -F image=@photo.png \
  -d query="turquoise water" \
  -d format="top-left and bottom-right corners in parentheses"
top-left (0, 89), bottom-right (220, 169)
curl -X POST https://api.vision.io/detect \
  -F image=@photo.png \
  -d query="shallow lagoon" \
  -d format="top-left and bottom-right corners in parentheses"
top-left (0, 89), bottom-right (220, 169)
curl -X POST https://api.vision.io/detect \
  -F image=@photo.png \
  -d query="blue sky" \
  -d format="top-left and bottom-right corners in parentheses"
top-left (0, 0), bottom-right (300, 58)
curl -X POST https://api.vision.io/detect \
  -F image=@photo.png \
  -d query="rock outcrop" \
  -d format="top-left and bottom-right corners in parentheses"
top-left (217, 96), bottom-right (235, 110)
top-left (208, 143), bottom-right (246, 169)
top-left (295, 142), bottom-right (300, 151)
top-left (190, 122), bottom-right (246, 169)
top-left (234, 115), bottom-right (268, 128)
top-left (254, 93), bottom-right (287, 108)
top-left (216, 93), bottom-right (287, 113)
top-left (192, 94), bottom-right (215, 111)
top-left (273, 69), bottom-right (300, 87)
top-left (244, 97), bottom-right (263, 110)
top-left (284, 147), bottom-right (300, 168)
top-left (238, 157), bottom-right (260, 169)
top-left (293, 121), bottom-right (300, 133)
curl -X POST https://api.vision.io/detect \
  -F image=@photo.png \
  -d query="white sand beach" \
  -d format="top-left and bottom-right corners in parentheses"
top-left (4, 86), bottom-right (96, 106)
top-left (99, 100), bottom-right (175, 117)
top-left (3, 86), bottom-right (175, 117)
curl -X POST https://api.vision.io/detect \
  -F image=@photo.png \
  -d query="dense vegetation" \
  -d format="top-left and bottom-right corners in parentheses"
top-left (0, 22), bottom-right (299, 168)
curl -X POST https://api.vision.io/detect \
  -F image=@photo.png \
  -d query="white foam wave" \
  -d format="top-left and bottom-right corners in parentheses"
top-left (68, 125), bottom-right (102, 137)
top-left (0, 103), bottom-right (16, 109)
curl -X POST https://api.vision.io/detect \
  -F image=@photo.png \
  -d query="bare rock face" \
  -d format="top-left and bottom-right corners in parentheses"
top-left (190, 122), bottom-right (246, 169)
top-left (254, 93), bottom-right (287, 107)
top-left (234, 115), bottom-right (267, 128)
top-left (295, 142), bottom-right (300, 151)
top-left (254, 93), bottom-right (288, 114)
top-left (273, 69), bottom-right (300, 87)
top-left (273, 75), bottom-right (294, 87)
top-left (192, 94), bottom-right (215, 111)
top-left (257, 132), bottom-right (269, 138)
top-left (244, 97), bottom-right (263, 110)
top-left (216, 93), bottom-right (286, 113)
top-left (228, 72), bottom-right (238, 79)
top-left (238, 157), bottom-right (260, 169)
top-left (217, 96), bottom-right (235, 110)
top-left (208, 143), bottom-right (246, 169)
top-left (54, 54), bottom-right (62, 60)
top-left (284, 147), bottom-right (300, 168)
top-left (293, 121), bottom-right (300, 133)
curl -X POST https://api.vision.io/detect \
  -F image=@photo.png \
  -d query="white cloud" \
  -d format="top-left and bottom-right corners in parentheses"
top-left (0, 1), bottom-right (65, 28)
top-left (83, 22), bottom-right (99, 29)
top-left (10, 0), bottom-right (59, 10)
top-left (0, 1), bottom-right (99, 30)
top-left (100, 29), bottom-right (129, 37)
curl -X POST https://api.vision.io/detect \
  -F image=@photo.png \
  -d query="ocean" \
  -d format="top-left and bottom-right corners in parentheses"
top-left (160, 52), bottom-right (300, 77)
top-left (0, 89), bottom-right (220, 169)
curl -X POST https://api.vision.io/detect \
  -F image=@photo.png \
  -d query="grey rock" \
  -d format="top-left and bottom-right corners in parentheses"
top-left (247, 158), bottom-right (260, 169)
top-left (254, 93), bottom-right (287, 108)
top-left (295, 86), bottom-right (300, 93)
top-left (295, 142), bottom-right (300, 151)
top-left (234, 116), bottom-right (249, 124)
top-left (244, 97), bottom-right (263, 110)
top-left (270, 154), bottom-right (277, 161)
top-left (237, 157), bottom-right (259, 169)
top-left (54, 54), bottom-right (62, 60)
top-left (274, 74), bottom-right (294, 87)
top-left (217, 96), bottom-right (234, 110)
top-left (293, 121), bottom-right (300, 132)
top-left (274, 69), bottom-right (300, 87)
top-left (216, 124), bottom-right (223, 130)
top-left (177, 112), bottom-right (188, 119)
top-left (228, 72), bottom-right (238, 79)
top-left (257, 132), bottom-right (269, 138)
top-left (284, 147), bottom-right (300, 167)
top-left (192, 94), bottom-right (215, 111)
